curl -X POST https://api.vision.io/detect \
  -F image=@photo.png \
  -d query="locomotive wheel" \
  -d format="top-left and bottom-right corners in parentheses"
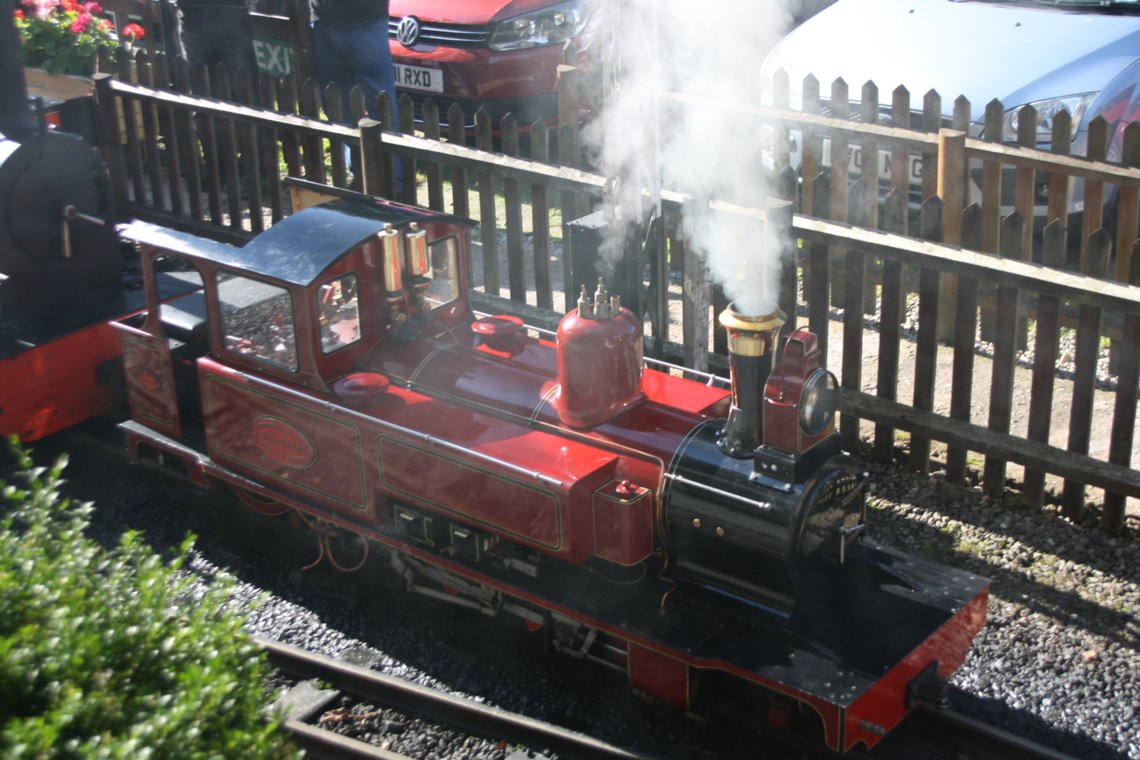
top-left (230, 485), bottom-right (291, 517)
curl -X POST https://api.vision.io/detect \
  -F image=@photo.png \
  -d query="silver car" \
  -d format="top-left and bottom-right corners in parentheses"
top-left (760, 0), bottom-right (1140, 229)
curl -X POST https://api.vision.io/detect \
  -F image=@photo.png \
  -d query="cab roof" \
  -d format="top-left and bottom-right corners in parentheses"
top-left (121, 196), bottom-right (474, 287)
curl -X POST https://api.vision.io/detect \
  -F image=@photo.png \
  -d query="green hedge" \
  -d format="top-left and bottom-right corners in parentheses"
top-left (0, 445), bottom-right (297, 759)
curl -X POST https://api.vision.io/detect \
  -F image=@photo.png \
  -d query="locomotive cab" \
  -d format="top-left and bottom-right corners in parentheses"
top-left (115, 193), bottom-right (476, 446)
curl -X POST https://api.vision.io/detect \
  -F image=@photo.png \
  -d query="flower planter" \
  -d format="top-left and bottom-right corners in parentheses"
top-left (22, 67), bottom-right (98, 142)
top-left (24, 67), bottom-right (94, 103)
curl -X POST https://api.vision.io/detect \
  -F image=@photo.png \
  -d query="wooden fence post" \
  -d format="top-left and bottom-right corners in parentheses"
top-left (290, 0), bottom-right (315, 91)
top-left (476, 108), bottom-right (499, 296)
top-left (1062, 230), bottom-right (1111, 520)
top-left (1079, 118), bottom-right (1109, 273)
top-left (422, 99), bottom-right (445, 212)
top-left (1022, 220), bottom-right (1066, 508)
top-left (359, 118), bottom-right (386, 198)
top-left (907, 195), bottom-right (943, 474)
top-left (977, 100), bottom-right (1005, 344)
top-left (1109, 123), bottom-right (1140, 375)
top-left (502, 115), bottom-right (526, 303)
top-left (556, 64), bottom-right (578, 130)
top-left (945, 204), bottom-right (982, 485)
top-left (983, 211), bottom-right (1025, 495)
top-left (807, 173), bottom-right (831, 358)
top-left (530, 120), bottom-right (554, 311)
top-left (398, 93), bottom-right (416, 206)
top-left (1103, 243), bottom-right (1140, 532)
top-left (936, 127), bottom-right (967, 343)
top-left (93, 74), bottom-right (129, 222)
top-left (828, 78), bottom-right (849, 310)
top-left (921, 90), bottom-right (942, 207)
top-left (801, 76), bottom-right (821, 218)
top-left (873, 189), bottom-right (906, 461)
top-left (680, 208), bottom-right (710, 372)
top-left (447, 104), bottom-right (470, 218)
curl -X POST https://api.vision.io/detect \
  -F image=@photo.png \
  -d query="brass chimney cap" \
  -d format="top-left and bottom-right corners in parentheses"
top-left (717, 301), bottom-right (786, 334)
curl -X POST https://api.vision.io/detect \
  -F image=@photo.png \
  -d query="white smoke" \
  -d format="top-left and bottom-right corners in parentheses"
top-left (583, 0), bottom-right (797, 316)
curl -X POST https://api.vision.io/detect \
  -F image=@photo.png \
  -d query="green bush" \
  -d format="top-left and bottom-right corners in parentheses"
top-left (0, 445), bottom-right (297, 759)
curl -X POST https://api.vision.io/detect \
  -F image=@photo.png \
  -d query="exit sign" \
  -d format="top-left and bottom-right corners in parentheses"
top-left (253, 37), bottom-right (293, 79)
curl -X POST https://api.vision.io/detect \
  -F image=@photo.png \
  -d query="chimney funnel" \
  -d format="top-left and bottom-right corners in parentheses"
top-left (718, 301), bottom-right (786, 458)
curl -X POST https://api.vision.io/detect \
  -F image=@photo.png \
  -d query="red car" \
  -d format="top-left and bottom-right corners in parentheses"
top-left (388, 0), bottom-right (601, 130)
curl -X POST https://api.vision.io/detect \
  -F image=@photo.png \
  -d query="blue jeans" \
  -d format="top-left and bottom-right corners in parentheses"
top-left (312, 17), bottom-right (398, 125)
top-left (312, 17), bottom-right (401, 190)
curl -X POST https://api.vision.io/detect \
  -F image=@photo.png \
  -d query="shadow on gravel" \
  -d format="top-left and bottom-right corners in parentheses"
top-left (948, 691), bottom-right (1130, 760)
top-left (864, 460), bottom-right (1138, 650)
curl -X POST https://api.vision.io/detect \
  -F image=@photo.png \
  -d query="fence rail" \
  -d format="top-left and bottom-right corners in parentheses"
top-left (91, 57), bottom-right (1140, 532)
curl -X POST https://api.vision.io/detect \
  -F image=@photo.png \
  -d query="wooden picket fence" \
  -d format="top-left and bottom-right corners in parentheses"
top-left (89, 53), bottom-right (1140, 533)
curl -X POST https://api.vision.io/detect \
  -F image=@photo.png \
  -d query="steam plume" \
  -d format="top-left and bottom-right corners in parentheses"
top-left (583, 0), bottom-right (798, 316)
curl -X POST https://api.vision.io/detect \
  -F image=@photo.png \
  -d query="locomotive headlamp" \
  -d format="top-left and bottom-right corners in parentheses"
top-left (799, 367), bottom-right (838, 437)
top-left (758, 329), bottom-right (840, 481)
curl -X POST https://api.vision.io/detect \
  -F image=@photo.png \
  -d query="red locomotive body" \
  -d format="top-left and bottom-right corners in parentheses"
top-left (106, 189), bottom-right (988, 753)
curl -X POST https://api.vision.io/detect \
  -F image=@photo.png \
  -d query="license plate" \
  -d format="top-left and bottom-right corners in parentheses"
top-left (850, 145), bottom-right (924, 184)
top-left (821, 139), bottom-right (924, 184)
top-left (394, 63), bottom-right (443, 94)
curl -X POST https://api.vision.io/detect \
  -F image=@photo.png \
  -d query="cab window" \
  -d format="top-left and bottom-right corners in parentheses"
top-left (317, 273), bottom-right (361, 353)
top-left (424, 236), bottom-right (460, 309)
top-left (216, 271), bottom-right (297, 370)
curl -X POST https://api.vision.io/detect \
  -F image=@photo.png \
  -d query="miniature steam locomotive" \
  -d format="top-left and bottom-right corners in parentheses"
top-left (20, 187), bottom-right (977, 754)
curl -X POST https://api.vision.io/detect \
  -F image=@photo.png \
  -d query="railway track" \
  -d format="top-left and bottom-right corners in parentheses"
top-left (258, 636), bottom-right (649, 760)
top-left (263, 630), bottom-right (1080, 760)
top-left (904, 700), bottom-right (1083, 760)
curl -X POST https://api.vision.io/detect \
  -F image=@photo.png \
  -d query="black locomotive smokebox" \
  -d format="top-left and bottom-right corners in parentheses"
top-left (567, 210), bottom-right (643, 319)
top-left (0, 131), bottom-right (120, 323)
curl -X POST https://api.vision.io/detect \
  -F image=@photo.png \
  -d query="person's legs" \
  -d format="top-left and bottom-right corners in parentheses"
top-left (181, 7), bottom-right (265, 187)
top-left (334, 17), bottom-right (398, 126)
top-left (312, 18), bottom-right (402, 193)
top-left (209, 7), bottom-right (261, 104)
top-left (179, 6), bottom-right (258, 95)
top-left (311, 21), bottom-right (356, 121)
top-left (341, 18), bottom-right (400, 191)
top-left (178, 8), bottom-right (211, 71)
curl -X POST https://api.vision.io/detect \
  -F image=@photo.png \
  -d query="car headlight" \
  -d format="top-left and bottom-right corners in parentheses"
top-left (488, 1), bottom-right (588, 52)
top-left (1002, 93), bottom-right (1097, 146)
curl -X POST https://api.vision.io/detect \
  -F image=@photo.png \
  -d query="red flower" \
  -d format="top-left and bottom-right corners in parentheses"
top-left (13, 8), bottom-right (24, 18)
top-left (121, 22), bottom-right (145, 41)
top-left (69, 11), bottom-right (91, 33)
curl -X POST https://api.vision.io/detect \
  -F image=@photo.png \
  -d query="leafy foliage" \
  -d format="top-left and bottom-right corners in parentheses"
top-left (0, 443), bottom-right (297, 758)
top-left (13, 0), bottom-right (118, 76)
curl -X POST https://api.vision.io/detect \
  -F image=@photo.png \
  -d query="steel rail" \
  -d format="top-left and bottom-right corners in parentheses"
top-left (913, 703), bottom-right (1081, 760)
top-left (256, 636), bottom-right (650, 760)
top-left (283, 718), bottom-right (414, 760)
